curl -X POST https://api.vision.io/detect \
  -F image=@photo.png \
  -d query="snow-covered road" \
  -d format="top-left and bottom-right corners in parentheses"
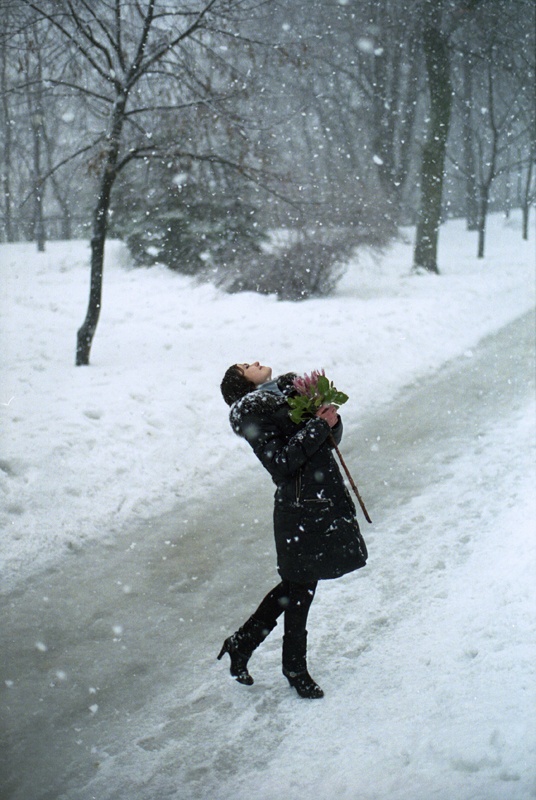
top-left (1, 309), bottom-right (535, 800)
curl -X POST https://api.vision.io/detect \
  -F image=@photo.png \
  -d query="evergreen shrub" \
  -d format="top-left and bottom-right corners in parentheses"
top-left (117, 183), bottom-right (267, 276)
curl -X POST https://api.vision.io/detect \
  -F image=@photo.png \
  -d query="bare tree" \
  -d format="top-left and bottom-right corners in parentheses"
top-left (362, 0), bottom-right (423, 220)
top-left (412, 0), bottom-right (490, 273)
top-left (474, 87), bottom-right (533, 255)
top-left (0, 9), bottom-right (14, 242)
top-left (1, 3), bottom-right (84, 242)
top-left (290, 0), bottom-right (425, 227)
top-left (20, 0), bottom-right (271, 365)
top-left (21, 27), bottom-right (48, 251)
top-left (517, 16), bottom-right (536, 241)
top-left (520, 144), bottom-right (535, 241)
top-left (473, 61), bottom-right (506, 258)
top-left (448, 0), bottom-right (535, 255)
top-left (459, 56), bottom-right (478, 230)
top-left (413, 0), bottom-right (452, 273)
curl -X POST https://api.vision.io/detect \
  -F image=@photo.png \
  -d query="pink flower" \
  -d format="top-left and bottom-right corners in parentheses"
top-left (293, 368), bottom-right (325, 396)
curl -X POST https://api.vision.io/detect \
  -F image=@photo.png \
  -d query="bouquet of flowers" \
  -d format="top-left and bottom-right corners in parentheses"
top-left (288, 368), bottom-right (372, 524)
top-left (287, 369), bottom-right (349, 424)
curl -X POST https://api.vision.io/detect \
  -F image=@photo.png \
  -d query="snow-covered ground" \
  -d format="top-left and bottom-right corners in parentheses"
top-left (1, 212), bottom-right (534, 585)
top-left (1, 212), bottom-right (535, 800)
top-left (130, 396), bottom-right (534, 800)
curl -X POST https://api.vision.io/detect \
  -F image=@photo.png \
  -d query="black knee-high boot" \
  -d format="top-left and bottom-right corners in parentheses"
top-left (217, 617), bottom-right (275, 685)
top-left (282, 630), bottom-right (324, 699)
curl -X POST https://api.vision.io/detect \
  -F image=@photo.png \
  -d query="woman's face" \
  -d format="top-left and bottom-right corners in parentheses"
top-left (237, 362), bottom-right (272, 385)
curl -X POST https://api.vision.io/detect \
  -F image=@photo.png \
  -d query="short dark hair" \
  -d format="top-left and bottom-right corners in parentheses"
top-left (221, 364), bottom-right (256, 406)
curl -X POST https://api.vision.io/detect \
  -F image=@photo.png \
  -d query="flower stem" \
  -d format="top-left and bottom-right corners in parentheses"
top-left (329, 435), bottom-right (372, 524)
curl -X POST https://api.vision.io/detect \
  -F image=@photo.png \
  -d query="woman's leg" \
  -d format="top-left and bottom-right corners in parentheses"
top-left (217, 581), bottom-right (286, 685)
top-left (251, 578), bottom-right (318, 662)
top-left (282, 580), bottom-right (323, 699)
top-left (251, 580), bottom-right (291, 630)
top-left (283, 581), bottom-right (317, 640)
top-left (218, 579), bottom-right (323, 696)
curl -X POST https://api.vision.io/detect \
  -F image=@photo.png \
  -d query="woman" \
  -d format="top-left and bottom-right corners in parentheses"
top-left (218, 361), bottom-right (368, 698)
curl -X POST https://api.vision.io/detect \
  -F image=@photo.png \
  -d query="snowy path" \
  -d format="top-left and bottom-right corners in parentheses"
top-left (1, 310), bottom-right (535, 800)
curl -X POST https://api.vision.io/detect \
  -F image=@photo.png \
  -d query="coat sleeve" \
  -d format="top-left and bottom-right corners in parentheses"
top-left (238, 412), bottom-right (332, 482)
top-left (330, 416), bottom-right (343, 446)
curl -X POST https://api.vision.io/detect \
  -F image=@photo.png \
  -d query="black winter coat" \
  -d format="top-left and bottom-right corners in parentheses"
top-left (230, 374), bottom-right (367, 583)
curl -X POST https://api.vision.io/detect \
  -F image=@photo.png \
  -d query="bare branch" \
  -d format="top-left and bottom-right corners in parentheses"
top-left (7, 75), bottom-right (113, 105)
top-left (21, 0), bottom-right (119, 88)
top-left (68, 0), bottom-right (119, 69)
top-left (126, 0), bottom-right (155, 85)
top-left (115, 0), bottom-right (125, 72)
top-left (127, 0), bottom-right (220, 87)
top-left (123, 99), bottom-right (213, 116)
top-left (19, 134), bottom-right (105, 207)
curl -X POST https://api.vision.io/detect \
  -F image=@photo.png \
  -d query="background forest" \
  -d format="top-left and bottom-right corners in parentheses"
top-left (0, 0), bottom-right (534, 362)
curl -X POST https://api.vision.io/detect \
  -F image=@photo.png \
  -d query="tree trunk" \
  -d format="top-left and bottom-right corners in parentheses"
top-left (29, 57), bottom-right (46, 251)
top-left (521, 149), bottom-right (533, 241)
top-left (396, 49), bottom-right (420, 212)
top-left (461, 59), bottom-right (478, 230)
top-left (33, 175), bottom-right (46, 252)
top-left (43, 124), bottom-right (73, 240)
top-left (75, 203), bottom-right (108, 365)
top-left (61, 207), bottom-right (72, 240)
top-left (0, 30), bottom-right (14, 242)
top-left (522, 205), bottom-right (530, 241)
top-left (76, 103), bottom-right (125, 366)
top-left (369, 14), bottom-right (420, 222)
top-left (371, 46), bottom-right (393, 199)
top-left (476, 185), bottom-right (489, 258)
top-left (53, 192), bottom-right (73, 240)
top-left (413, 4), bottom-right (452, 273)
top-left (475, 63), bottom-right (499, 259)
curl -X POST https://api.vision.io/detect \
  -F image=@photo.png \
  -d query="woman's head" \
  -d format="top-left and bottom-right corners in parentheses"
top-left (220, 362), bottom-right (272, 405)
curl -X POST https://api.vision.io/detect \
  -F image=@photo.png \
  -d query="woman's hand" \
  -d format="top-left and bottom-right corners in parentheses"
top-left (316, 404), bottom-right (339, 428)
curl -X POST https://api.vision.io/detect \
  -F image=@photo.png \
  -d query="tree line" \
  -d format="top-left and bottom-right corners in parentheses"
top-left (0, 0), bottom-right (534, 364)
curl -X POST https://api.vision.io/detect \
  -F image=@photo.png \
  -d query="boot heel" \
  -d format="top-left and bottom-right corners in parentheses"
top-left (283, 668), bottom-right (324, 699)
top-left (216, 636), bottom-right (253, 685)
top-left (217, 617), bottom-right (274, 686)
top-left (216, 641), bottom-right (228, 661)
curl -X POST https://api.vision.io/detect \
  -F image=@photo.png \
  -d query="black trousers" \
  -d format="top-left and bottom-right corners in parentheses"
top-left (252, 579), bottom-right (318, 639)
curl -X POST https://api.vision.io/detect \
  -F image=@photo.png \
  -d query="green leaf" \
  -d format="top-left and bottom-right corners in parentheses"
top-left (333, 391), bottom-right (349, 405)
top-left (316, 375), bottom-right (330, 395)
